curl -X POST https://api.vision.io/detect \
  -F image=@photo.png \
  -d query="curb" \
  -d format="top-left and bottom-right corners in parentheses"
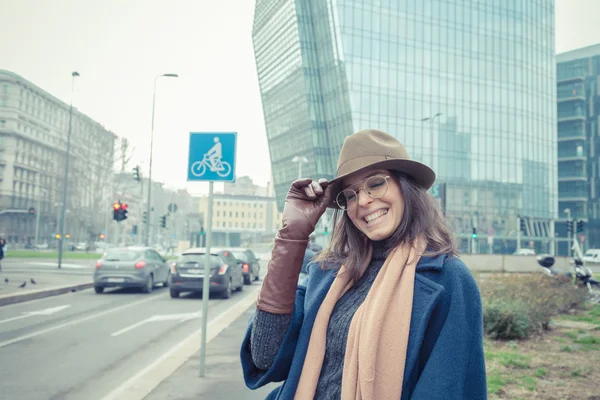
top-left (0, 282), bottom-right (93, 307)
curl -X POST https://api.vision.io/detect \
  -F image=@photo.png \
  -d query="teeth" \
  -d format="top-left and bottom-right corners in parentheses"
top-left (365, 210), bottom-right (388, 222)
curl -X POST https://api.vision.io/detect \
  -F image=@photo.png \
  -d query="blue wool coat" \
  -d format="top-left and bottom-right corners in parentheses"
top-left (240, 254), bottom-right (487, 399)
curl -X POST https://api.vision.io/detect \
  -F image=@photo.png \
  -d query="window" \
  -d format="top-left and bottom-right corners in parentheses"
top-left (242, 212), bottom-right (245, 217)
top-left (0, 120), bottom-right (5, 128)
top-left (229, 211), bottom-right (232, 217)
top-left (217, 211), bottom-right (220, 217)
top-left (236, 212), bottom-right (238, 217)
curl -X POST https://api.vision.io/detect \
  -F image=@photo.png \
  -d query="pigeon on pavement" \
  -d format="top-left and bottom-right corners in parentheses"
top-left (19, 281), bottom-right (26, 288)
top-left (31, 278), bottom-right (36, 284)
top-left (4, 278), bottom-right (8, 283)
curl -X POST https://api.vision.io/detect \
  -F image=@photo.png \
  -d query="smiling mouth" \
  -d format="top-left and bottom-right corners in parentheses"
top-left (363, 209), bottom-right (388, 224)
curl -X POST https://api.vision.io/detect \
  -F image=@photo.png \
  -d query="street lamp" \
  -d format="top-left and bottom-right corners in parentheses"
top-left (421, 112), bottom-right (442, 170)
top-left (57, 71), bottom-right (80, 269)
top-left (292, 156), bottom-right (309, 179)
top-left (145, 73), bottom-right (178, 246)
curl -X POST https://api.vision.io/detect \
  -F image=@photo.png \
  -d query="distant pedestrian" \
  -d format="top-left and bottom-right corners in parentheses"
top-left (0, 238), bottom-right (5, 272)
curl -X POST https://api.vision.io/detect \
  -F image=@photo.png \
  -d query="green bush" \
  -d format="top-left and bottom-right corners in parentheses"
top-left (484, 300), bottom-right (530, 339)
top-left (478, 272), bottom-right (589, 340)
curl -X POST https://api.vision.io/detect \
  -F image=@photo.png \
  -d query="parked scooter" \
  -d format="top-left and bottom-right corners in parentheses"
top-left (536, 240), bottom-right (600, 298)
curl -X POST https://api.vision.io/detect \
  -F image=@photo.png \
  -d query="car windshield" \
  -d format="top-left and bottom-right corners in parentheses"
top-left (584, 251), bottom-right (597, 257)
top-left (104, 250), bottom-right (142, 261)
top-left (232, 252), bottom-right (247, 261)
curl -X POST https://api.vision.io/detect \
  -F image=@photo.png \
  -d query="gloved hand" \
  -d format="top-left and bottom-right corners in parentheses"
top-left (257, 178), bottom-right (333, 314)
top-left (279, 178), bottom-right (333, 240)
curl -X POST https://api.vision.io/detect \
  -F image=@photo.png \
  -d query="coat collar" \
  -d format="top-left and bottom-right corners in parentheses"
top-left (416, 253), bottom-right (448, 272)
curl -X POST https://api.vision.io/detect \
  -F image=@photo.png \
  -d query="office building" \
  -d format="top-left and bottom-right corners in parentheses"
top-left (556, 44), bottom-right (600, 254)
top-left (0, 70), bottom-right (116, 245)
top-left (253, 0), bottom-right (557, 253)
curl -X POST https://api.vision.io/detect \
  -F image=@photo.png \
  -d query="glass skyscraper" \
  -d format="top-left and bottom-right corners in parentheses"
top-left (556, 44), bottom-right (600, 254)
top-left (253, 0), bottom-right (557, 253)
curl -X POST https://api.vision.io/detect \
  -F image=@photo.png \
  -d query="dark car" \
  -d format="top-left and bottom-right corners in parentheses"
top-left (231, 248), bottom-right (261, 285)
top-left (93, 247), bottom-right (170, 294)
top-left (169, 247), bottom-right (244, 299)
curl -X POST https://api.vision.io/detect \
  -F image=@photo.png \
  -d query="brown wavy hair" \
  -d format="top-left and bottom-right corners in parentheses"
top-left (314, 171), bottom-right (458, 282)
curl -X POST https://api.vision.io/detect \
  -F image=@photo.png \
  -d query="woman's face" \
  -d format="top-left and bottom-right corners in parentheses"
top-left (342, 168), bottom-right (405, 241)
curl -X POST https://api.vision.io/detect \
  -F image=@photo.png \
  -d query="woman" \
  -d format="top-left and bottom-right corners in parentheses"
top-left (241, 129), bottom-right (487, 399)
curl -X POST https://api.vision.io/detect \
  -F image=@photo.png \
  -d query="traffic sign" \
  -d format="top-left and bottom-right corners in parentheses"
top-left (188, 132), bottom-right (237, 182)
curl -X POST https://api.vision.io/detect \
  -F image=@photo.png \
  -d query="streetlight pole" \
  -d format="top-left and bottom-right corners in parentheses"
top-left (564, 208), bottom-right (572, 257)
top-left (57, 71), bottom-right (80, 269)
top-left (292, 156), bottom-right (308, 179)
top-left (144, 73), bottom-right (178, 246)
top-left (421, 113), bottom-right (442, 170)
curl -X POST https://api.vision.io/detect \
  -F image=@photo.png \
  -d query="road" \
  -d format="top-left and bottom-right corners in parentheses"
top-left (0, 279), bottom-right (261, 400)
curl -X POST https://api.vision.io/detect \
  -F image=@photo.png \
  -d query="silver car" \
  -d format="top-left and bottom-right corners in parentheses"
top-left (93, 247), bottom-right (170, 294)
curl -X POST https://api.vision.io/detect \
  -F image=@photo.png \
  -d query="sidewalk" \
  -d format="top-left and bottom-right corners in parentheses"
top-left (145, 306), bottom-right (280, 400)
top-left (0, 268), bottom-right (92, 306)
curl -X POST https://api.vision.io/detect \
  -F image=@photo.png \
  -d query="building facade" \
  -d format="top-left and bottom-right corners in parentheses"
top-left (194, 178), bottom-right (281, 247)
top-left (0, 70), bottom-right (116, 246)
top-left (556, 44), bottom-right (600, 254)
top-left (253, 0), bottom-right (557, 254)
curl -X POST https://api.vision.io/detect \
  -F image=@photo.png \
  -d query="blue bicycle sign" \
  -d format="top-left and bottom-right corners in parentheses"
top-left (187, 132), bottom-right (236, 182)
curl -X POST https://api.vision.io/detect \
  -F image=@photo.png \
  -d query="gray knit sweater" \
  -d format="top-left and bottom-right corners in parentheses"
top-left (250, 242), bottom-right (388, 400)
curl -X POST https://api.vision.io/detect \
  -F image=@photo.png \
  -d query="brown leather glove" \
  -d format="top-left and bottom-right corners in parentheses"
top-left (257, 178), bottom-right (333, 314)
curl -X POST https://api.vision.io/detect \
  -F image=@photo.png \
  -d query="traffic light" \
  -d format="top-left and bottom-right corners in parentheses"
top-left (567, 220), bottom-right (574, 234)
top-left (99, 233), bottom-right (105, 240)
top-left (160, 215), bottom-right (167, 228)
top-left (113, 201), bottom-right (129, 222)
top-left (143, 211), bottom-right (148, 224)
top-left (133, 165), bottom-right (141, 182)
top-left (55, 233), bottom-right (61, 239)
top-left (471, 227), bottom-right (477, 239)
top-left (577, 220), bottom-right (585, 233)
top-left (28, 207), bottom-right (36, 215)
top-left (324, 226), bottom-right (329, 236)
top-left (132, 225), bottom-right (138, 235)
top-left (519, 217), bottom-right (527, 233)
top-left (200, 225), bottom-right (205, 235)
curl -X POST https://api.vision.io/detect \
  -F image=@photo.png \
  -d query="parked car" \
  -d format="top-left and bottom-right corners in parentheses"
top-left (513, 248), bottom-right (536, 256)
top-left (93, 247), bottom-right (170, 294)
top-left (169, 247), bottom-right (244, 299)
top-left (231, 248), bottom-right (261, 284)
top-left (582, 249), bottom-right (600, 264)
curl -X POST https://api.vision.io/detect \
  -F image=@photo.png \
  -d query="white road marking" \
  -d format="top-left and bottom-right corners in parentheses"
top-left (0, 295), bottom-right (159, 349)
top-left (0, 305), bottom-right (71, 325)
top-left (27, 262), bottom-right (90, 269)
top-left (110, 312), bottom-right (202, 337)
top-left (101, 285), bottom-right (262, 400)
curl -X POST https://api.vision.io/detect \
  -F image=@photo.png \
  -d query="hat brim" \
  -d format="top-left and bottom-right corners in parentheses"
top-left (327, 159), bottom-right (436, 209)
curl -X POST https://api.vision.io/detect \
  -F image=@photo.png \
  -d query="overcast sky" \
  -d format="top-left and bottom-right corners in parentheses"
top-left (1, 0), bottom-right (599, 195)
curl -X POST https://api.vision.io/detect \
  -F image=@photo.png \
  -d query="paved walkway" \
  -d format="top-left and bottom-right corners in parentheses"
top-left (145, 306), bottom-right (280, 400)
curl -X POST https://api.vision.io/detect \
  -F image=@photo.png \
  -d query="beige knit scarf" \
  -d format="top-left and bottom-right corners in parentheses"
top-left (294, 237), bottom-right (426, 400)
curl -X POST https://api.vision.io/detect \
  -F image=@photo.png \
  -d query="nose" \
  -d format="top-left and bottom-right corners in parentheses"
top-left (356, 189), bottom-right (372, 207)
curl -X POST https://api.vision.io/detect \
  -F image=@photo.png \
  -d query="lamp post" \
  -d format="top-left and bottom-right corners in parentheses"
top-left (57, 71), bottom-right (80, 269)
top-left (421, 112), bottom-right (442, 170)
top-left (144, 73), bottom-right (178, 246)
top-left (292, 156), bottom-right (309, 179)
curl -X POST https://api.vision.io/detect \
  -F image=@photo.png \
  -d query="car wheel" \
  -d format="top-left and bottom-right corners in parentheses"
top-left (244, 270), bottom-right (253, 285)
top-left (142, 275), bottom-right (154, 294)
top-left (237, 274), bottom-right (244, 291)
top-left (94, 286), bottom-right (104, 294)
top-left (221, 278), bottom-right (232, 299)
top-left (254, 266), bottom-right (260, 281)
top-left (170, 288), bottom-right (180, 298)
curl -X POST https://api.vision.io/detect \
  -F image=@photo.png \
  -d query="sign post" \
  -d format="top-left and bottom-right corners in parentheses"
top-left (188, 132), bottom-right (237, 377)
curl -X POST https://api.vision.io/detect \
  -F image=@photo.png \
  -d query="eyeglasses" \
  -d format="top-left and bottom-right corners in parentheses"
top-left (335, 175), bottom-right (390, 210)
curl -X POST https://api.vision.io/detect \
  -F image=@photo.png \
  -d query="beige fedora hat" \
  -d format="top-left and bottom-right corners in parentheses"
top-left (328, 129), bottom-right (436, 208)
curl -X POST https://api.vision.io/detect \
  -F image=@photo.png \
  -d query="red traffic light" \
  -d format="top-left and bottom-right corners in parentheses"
top-left (28, 207), bottom-right (36, 215)
top-left (122, 203), bottom-right (128, 210)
